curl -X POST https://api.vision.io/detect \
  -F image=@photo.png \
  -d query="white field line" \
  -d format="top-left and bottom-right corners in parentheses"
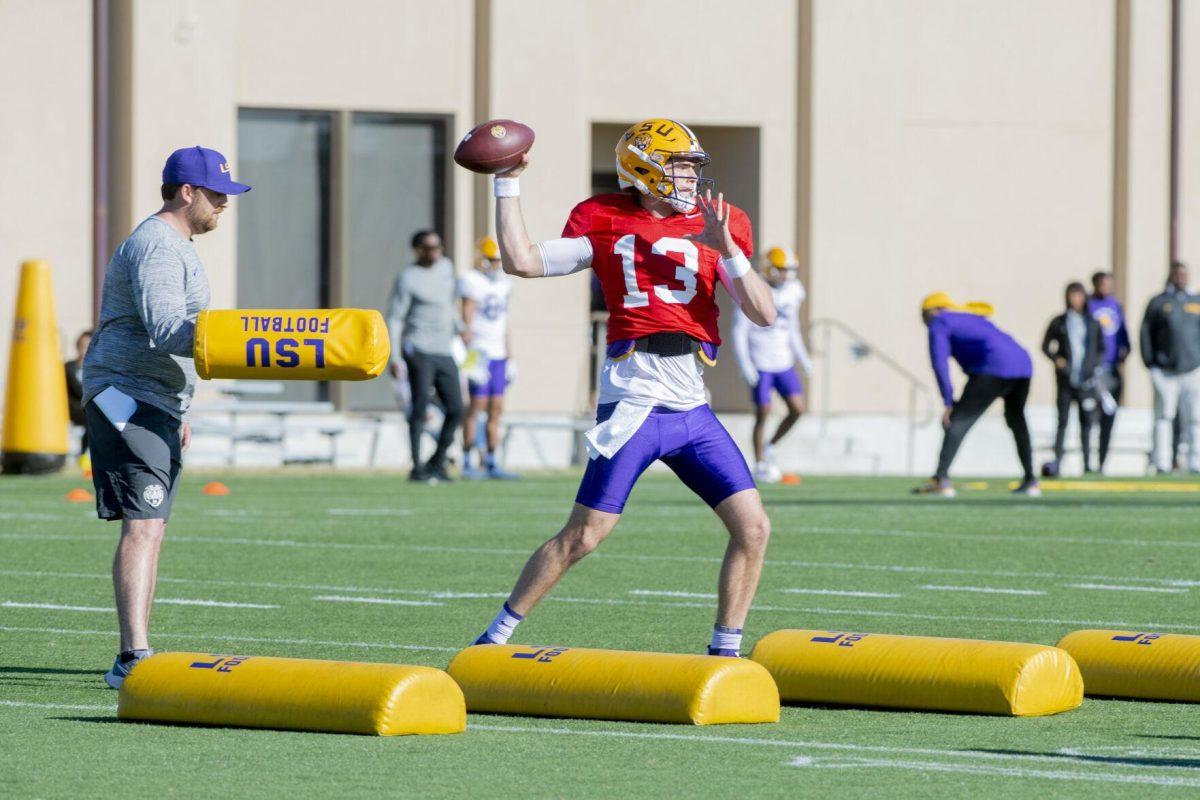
top-left (1066, 583), bottom-right (1189, 594)
top-left (326, 509), bottom-right (412, 516)
top-left (3, 570), bottom-right (1199, 632)
top-left (3, 539), bottom-right (1198, 591)
top-left (781, 589), bottom-right (902, 599)
top-left (470, 723), bottom-right (1200, 780)
top-left (0, 703), bottom-right (1195, 786)
top-left (156, 599), bottom-right (282, 609)
top-left (0, 625), bottom-right (459, 653)
top-left (790, 525), bottom-right (1200, 550)
top-left (1, 601), bottom-right (112, 613)
top-left (629, 590), bottom-right (718, 599)
top-left (919, 585), bottom-right (1047, 597)
top-left (404, 546), bottom-right (1200, 588)
top-left (8, 524), bottom-right (1200, 553)
top-left (313, 595), bottom-right (444, 607)
top-left (0, 700), bottom-right (117, 712)
top-left (789, 756), bottom-right (1200, 788)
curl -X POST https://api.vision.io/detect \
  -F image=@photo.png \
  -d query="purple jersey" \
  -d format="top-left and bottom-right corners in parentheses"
top-left (928, 311), bottom-right (1032, 406)
top-left (1088, 295), bottom-right (1130, 366)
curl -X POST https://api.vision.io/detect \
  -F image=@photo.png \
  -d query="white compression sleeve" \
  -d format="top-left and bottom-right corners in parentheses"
top-left (537, 237), bottom-right (594, 277)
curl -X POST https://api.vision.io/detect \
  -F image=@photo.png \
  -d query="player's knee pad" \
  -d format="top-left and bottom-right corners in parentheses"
top-left (194, 309), bottom-right (389, 381)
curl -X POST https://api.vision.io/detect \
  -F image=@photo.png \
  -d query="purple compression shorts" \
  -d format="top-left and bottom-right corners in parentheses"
top-left (575, 403), bottom-right (756, 514)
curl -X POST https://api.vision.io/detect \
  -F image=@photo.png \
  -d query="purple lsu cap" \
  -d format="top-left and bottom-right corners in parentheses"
top-left (162, 146), bottom-right (251, 195)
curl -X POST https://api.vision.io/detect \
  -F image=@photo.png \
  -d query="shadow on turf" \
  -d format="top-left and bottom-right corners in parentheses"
top-left (1138, 734), bottom-right (1200, 742)
top-left (973, 748), bottom-right (1200, 770)
top-left (0, 666), bottom-right (96, 676)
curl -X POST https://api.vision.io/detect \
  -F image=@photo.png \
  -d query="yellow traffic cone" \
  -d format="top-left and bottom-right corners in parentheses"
top-left (1, 260), bottom-right (68, 474)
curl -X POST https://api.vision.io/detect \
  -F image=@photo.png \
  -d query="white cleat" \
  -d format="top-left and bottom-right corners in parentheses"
top-left (755, 461), bottom-right (783, 484)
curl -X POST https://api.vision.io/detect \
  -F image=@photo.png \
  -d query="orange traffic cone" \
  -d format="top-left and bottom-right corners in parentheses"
top-left (66, 488), bottom-right (93, 502)
top-left (780, 473), bottom-right (802, 486)
top-left (203, 481), bottom-right (230, 496)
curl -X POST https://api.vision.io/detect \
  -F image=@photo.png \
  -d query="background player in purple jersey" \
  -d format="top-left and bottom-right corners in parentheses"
top-left (1088, 271), bottom-right (1130, 471)
top-left (913, 293), bottom-right (1039, 498)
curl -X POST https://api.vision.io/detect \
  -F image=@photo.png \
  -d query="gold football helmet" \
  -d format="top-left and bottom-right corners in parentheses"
top-left (615, 118), bottom-right (711, 212)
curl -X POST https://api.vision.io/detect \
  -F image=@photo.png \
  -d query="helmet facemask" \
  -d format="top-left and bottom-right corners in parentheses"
top-left (659, 155), bottom-right (715, 213)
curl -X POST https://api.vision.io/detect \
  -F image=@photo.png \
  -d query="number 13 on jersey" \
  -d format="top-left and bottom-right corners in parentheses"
top-left (615, 234), bottom-right (699, 309)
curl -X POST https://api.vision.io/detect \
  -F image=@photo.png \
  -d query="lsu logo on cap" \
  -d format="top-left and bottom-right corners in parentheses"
top-left (219, 162), bottom-right (231, 174)
top-left (143, 484), bottom-right (165, 508)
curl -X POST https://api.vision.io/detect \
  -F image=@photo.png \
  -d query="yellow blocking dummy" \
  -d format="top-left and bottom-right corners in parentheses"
top-left (751, 630), bottom-right (1083, 716)
top-left (447, 644), bottom-right (780, 725)
top-left (1, 260), bottom-right (68, 474)
top-left (118, 652), bottom-right (465, 735)
top-left (1057, 630), bottom-right (1200, 702)
top-left (194, 309), bottom-right (389, 380)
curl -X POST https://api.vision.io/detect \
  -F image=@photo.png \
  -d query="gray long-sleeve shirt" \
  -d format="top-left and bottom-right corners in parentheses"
top-left (386, 257), bottom-right (459, 359)
top-left (83, 216), bottom-right (210, 418)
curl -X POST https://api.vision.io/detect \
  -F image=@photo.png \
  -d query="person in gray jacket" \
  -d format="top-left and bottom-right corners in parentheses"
top-left (1041, 282), bottom-right (1105, 474)
top-left (83, 146), bottom-right (250, 687)
top-left (1140, 261), bottom-right (1200, 473)
top-left (386, 229), bottom-right (465, 483)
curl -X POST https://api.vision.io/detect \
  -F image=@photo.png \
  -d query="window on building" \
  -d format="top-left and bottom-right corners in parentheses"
top-left (236, 109), bottom-right (333, 402)
top-left (236, 109), bottom-right (448, 409)
top-left (347, 113), bottom-right (448, 410)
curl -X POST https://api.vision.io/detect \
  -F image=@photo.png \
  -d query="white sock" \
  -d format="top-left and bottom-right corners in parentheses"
top-left (710, 625), bottom-right (743, 653)
top-left (484, 602), bottom-right (524, 644)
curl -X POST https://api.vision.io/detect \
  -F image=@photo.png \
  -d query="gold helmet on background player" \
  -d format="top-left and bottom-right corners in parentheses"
top-left (476, 236), bottom-right (501, 273)
top-left (615, 118), bottom-right (712, 213)
top-left (761, 246), bottom-right (798, 286)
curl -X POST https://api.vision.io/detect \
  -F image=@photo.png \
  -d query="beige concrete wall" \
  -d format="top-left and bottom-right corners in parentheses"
top-left (1179, 0), bottom-right (1200, 274)
top-left (5, 0), bottom-right (1193, 424)
top-left (1122, 0), bottom-right (1173, 411)
top-left (809, 0), bottom-right (1115, 413)
top-left (0, 0), bottom-right (93, 368)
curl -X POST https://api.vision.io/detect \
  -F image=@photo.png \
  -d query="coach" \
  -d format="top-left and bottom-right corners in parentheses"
top-left (83, 146), bottom-right (250, 688)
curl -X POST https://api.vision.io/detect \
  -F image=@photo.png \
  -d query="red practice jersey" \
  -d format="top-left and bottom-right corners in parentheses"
top-left (562, 192), bottom-right (754, 345)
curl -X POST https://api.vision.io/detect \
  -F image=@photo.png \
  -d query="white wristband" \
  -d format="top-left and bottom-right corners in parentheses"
top-left (494, 177), bottom-right (520, 198)
top-left (719, 250), bottom-right (751, 279)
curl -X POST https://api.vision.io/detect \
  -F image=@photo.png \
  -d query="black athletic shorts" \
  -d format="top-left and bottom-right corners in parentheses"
top-left (84, 399), bottom-right (182, 521)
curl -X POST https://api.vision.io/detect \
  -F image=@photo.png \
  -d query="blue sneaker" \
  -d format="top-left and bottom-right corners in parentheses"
top-left (104, 648), bottom-right (153, 689)
top-left (462, 464), bottom-right (487, 480)
top-left (707, 647), bottom-right (740, 657)
top-left (487, 464), bottom-right (521, 481)
top-left (472, 633), bottom-right (498, 646)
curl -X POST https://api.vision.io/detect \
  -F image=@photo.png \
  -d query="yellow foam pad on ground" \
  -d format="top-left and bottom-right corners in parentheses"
top-left (447, 644), bottom-right (780, 725)
top-left (751, 630), bottom-right (1083, 716)
top-left (194, 308), bottom-right (389, 380)
top-left (1057, 630), bottom-right (1200, 702)
top-left (118, 652), bottom-right (465, 735)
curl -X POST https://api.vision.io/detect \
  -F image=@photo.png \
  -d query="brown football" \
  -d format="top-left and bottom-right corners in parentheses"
top-left (454, 119), bottom-right (535, 174)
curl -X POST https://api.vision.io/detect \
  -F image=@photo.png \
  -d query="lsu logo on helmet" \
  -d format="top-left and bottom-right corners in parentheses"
top-left (615, 118), bottom-right (712, 212)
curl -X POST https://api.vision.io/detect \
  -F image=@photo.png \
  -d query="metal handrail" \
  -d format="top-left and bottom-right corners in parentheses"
top-left (808, 317), bottom-right (937, 474)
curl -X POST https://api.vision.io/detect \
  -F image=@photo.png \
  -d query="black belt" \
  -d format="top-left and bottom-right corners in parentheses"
top-left (633, 332), bottom-right (703, 358)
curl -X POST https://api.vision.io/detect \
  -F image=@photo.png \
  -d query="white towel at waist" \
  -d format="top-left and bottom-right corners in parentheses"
top-left (584, 400), bottom-right (654, 460)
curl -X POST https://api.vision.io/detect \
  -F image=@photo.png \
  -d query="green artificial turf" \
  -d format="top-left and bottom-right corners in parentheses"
top-left (2, 471), bottom-right (1198, 798)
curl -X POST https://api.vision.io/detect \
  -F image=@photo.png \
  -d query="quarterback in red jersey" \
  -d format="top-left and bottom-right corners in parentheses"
top-left (472, 119), bottom-right (777, 657)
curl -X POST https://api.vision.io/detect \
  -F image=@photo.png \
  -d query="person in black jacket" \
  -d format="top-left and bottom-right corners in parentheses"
top-left (1140, 261), bottom-right (1200, 473)
top-left (1042, 283), bottom-right (1104, 474)
top-left (64, 329), bottom-right (92, 457)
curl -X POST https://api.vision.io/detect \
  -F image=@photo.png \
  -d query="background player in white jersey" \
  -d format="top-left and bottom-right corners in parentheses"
top-left (459, 236), bottom-right (518, 479)
top-left (732, 247), bottom-right (813, 483)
